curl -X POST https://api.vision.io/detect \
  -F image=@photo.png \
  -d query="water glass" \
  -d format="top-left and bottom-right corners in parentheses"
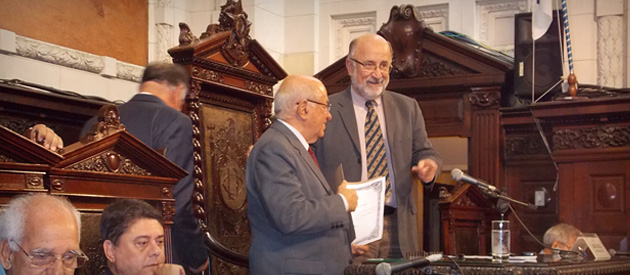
top-left (492, 220), bottom-right (510, 261)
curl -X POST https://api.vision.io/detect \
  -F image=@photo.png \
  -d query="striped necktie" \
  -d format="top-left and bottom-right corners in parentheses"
top-left (365, 100), bottom-right (391, 200)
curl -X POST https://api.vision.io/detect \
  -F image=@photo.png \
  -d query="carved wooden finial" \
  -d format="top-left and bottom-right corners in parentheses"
top-left (80, 105), bottom-right (126, 144)
top-left (378, 4), bottom-right (430, 78)
top-left (199, 0), bottom-right (251, 67)
top-left (178, 22), bottom-right (200, 46)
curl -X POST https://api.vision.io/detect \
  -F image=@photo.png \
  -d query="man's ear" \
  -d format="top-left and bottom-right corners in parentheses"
top-left (296, 101), bottom-right (309, 120)
top-left (0, 239), bottom-right (15, 270)
top-left (345, 58), bottom-right (354, 75)
top-left (103, 240), bottom-right (116, 263)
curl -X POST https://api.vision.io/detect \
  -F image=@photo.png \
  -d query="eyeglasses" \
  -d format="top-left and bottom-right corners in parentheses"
top-left (348, 57), bottom-right (393, 73)
top-left (12, 241), bottom-right (89, 269)
top-left (306, 99), bottom-right (332, 112)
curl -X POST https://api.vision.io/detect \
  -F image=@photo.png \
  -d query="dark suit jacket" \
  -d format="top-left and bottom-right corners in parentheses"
top-left (82, 94), bottom-right (206, 269)
top-left (246, 121), bottom-right (353, 275)
top-left (312, 88), bottom-right (442, 255)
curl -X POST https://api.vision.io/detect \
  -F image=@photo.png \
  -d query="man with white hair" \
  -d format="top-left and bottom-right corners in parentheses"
top-left (0, 194), bottom-right (87, 274)
top-left (542, 223), bottom-right (581, 255)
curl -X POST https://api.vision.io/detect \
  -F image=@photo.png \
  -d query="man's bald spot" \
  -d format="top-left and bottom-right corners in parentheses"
top-left (349, 34), bottom-right (392, 58)
top-left (279, 75), bottom-right (322, 94)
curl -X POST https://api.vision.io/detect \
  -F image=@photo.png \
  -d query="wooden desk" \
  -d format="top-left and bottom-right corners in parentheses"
top-left (345, 256), bottom-right (630, 275)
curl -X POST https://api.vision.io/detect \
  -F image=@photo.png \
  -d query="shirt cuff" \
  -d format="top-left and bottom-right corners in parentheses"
top-left (338, 194), bottom-right (349, 211)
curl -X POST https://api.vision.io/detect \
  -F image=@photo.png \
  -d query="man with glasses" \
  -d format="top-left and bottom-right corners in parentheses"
top-left (312, 33), bottom-right (442, 262)
top-left (101, 199), bottom-right (184, 275)
top-left (81, 62), bottom-right (208, 274)
top-left (246, 75), bottom-right (359, 274)
top-left (0, 194), bottom-right (88, 274)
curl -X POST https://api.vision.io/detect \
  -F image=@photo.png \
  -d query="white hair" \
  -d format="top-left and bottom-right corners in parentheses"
top-left (0, 194), bottom-right (81, 251)
top-left (274, 76), bottom-right (322, 120)
top-left (543, 223), bottom-right (581, 247)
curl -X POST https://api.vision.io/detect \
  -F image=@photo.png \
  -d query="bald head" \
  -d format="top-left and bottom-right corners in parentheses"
top-left (348, 34), bottom-right (392, 61)
top-left (274, 75), bottom-right (326, 120)
top-left (274, 75), bottom-right (331, 143)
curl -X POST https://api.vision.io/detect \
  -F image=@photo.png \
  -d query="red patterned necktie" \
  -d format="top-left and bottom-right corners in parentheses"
top-left (308, 148), bottom-right (320, 168)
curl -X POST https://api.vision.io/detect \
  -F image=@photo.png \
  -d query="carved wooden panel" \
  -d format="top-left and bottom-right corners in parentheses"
top-left (201, 103), bottom-right (252, 254)
top-left (563, 160), bottom-right (630, 251)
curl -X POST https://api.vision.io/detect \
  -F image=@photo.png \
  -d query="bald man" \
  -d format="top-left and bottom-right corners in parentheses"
top-left (246, 75), bottom-right (358, 274)
top-left (312, 34), bottom-right (442, 261)
top-left (0, 194), bottom-right (87, 275)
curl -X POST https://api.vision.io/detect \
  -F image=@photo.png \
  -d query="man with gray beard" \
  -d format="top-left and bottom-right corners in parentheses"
top-left (312, 33), bottom-right (442, 263)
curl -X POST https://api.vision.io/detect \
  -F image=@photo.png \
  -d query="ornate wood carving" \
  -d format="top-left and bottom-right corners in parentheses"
top-left (505, 135), bottom-right (547, 156)
top-left (160, 201), bottom-right (176, 223)
top-left (79, 105), bottom-right (126, 144)
top-left (453, 194), bottom-right (478, 207)
top-left (378, 4), bottom-right (428, 78)
top-left (51, 178), bottom-right (64, 191)
top-left (469, 91), bottom-right (500, 108)
top-left (26, 174), bottom-right (44, 188)
top-left (67, 151), bottom-right (150, 176)
top-left (192, 66), bottom-right (224, 83)
top-left (0, 153), bottom-right (16, 163)
top-left (420, 54), bottom-right (472, 78)
top-left (553, 125), bottom-right (630, 150)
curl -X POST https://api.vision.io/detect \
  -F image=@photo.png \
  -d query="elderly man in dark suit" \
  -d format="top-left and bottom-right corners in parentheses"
top-left (246, 75), bottom-right (359, 275)
top-left (312, 33), bottom-right (442, 262)
top-left (81, 62), bottom-right (208, 274)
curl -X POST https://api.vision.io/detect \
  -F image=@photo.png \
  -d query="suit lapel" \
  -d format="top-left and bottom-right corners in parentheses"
top-left (335, 88), bottom-right (361, 153)
top-left (381, 91), bottom-right (398, 172)
top-left (273, 122), bottom-right (334, 194)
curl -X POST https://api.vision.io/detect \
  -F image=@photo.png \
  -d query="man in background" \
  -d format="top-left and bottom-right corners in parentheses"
top-left (0, 194), bottom-right (87, 275)
top-left (313, 34), bottom-right (442, 262)
top-left (101, 199), bottom-right (184, 275)
top-left (246, 75), bottom-right (358, 274)
top-left (542, 223), bottom-right (581, 255)
top-left (82, 62), bottom-right (207, 273)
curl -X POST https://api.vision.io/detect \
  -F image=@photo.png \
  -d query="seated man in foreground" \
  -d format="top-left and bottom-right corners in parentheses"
top-left (0, 194), bottom-right (87, 274)
top-left (100, 199), bottom-right (184, 275)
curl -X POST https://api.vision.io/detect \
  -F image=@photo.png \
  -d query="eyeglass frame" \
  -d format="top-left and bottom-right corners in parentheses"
top-left (296, 99), bottom-right (332, 112)
top-left (11, 241), bottom-right (89, 269)
top-left (348, 57), bottom-right (393, 73)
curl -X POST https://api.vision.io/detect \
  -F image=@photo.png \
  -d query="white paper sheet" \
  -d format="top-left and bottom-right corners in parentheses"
top-left (346, 176), bottom-right (385, 245)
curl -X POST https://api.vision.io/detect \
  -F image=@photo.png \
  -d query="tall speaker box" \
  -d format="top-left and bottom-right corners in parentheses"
top-left (514, 12), bottom-right (563, 100)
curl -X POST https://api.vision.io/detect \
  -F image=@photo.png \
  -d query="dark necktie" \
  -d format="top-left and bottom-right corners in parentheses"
top-left (365, 100), bottom-right (391, 200)
top-left (308, 147), bottom-right (320, 168)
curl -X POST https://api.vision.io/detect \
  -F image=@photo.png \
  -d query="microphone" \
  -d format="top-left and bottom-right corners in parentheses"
top-left (375, 253), bottom-right (442, 275)
top-left (451, 169), bottom-right (498, 193)
top-left (609, 248), bottom-right (630, 257)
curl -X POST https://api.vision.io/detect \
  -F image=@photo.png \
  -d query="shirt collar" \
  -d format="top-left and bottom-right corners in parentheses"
top-left (350, 88), bottom-right (382, 109)
top-left (277, 119), bottom-right (309, 150)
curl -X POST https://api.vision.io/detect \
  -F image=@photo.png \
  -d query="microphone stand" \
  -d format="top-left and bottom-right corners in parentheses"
top-left (477, 186), bottom-right (537, 211)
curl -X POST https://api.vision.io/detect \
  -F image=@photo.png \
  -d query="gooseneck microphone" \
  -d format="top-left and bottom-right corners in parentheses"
top-left (451, 168), bottom-right (537, 210)
top-left (451, 168), bottom-right (498, 193)
top-left (375, 253), bottom-right (442, 275)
